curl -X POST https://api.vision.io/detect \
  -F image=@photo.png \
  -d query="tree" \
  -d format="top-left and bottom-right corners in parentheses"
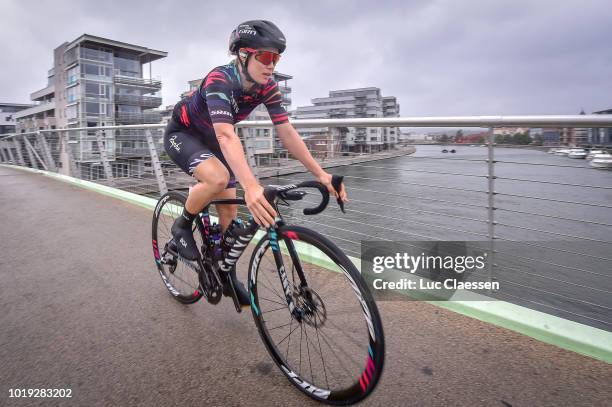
top-left (533, 135), bottom-right (544, 146)
top-left (512, 132), bottom-right (531, 145)
top-left (455, 129), bottom-right (464, 143)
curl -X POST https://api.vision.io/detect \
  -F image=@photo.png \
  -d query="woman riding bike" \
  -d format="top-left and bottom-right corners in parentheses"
top-left (163, 20), bottom-right (347, 306)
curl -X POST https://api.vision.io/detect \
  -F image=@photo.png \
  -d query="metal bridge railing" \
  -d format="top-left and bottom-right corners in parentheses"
top-left (1, 115), bottom-right (611, 331)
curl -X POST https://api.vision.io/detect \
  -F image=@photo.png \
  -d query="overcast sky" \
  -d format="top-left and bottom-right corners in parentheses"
top-left (1, 0), bottom-right (610, 116)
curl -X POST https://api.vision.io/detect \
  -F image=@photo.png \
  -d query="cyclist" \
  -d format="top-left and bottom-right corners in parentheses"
top-left (163, 20), bottom-right (347, 305)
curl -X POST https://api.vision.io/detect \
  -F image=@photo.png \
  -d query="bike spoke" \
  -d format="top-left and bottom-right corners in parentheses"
top-left (261, 305), bottom-right (290, 315)
top-left (265, 321), bottom-right (294, 331)
top-left (302, 319), bottom-right (315, 384)
top-left (314, 313), bottom-right (330, 389)
top-left (257, 295), bottom-right (288, 307)
top-left (276, 320), bottom-right (300, 347)
top-left (257, 280), bottom-right (286, 303)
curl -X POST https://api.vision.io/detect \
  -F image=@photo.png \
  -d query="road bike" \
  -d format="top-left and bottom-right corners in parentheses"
top-left (151, 177), bottom-right (385, 405)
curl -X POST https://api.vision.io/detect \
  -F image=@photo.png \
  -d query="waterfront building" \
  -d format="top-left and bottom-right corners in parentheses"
top-left (0, 103), bottom-right (33, 135)
top-left (589, 108), bottom-right (612, 147)
top-left (293, 87), bottom-right (400, 154)
top-left (14, 34), bottom-right (167, 179)
top-left (542, 129), bottom-right (561, 146)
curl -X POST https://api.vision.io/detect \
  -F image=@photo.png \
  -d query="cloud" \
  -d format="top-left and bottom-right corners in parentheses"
top-left (1, 0), bottom-right (610, 116)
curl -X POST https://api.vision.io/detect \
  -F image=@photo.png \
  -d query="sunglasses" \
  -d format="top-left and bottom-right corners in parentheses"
top-left (242, 48), bottom-right (281, 66)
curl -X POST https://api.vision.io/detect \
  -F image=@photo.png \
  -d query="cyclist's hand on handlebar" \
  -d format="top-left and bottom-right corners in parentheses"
top-left (317, 172), bottom-right (348, 203)
top-left (245, 184), bottom-right (277, 228)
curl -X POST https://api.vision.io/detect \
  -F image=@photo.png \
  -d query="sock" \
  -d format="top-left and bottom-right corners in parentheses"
top-left (177, 207), bottom-right (196, 228)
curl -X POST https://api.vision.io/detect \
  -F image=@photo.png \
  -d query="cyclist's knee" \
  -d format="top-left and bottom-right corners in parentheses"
top-left (193, 161), bottom-right (229, 193)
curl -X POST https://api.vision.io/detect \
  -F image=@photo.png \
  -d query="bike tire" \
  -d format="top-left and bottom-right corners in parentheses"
top-left (152, 191), bottom-right (203, 304)
top-left (248, 225), bottom-right (384, 405)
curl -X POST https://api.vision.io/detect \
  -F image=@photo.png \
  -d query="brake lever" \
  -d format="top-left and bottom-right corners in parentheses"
top-left (331, 174), bottom-right (345, 214)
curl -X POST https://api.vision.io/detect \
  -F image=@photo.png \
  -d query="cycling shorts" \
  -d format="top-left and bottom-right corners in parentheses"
top-left (163, 118), bottom-right (236, 189)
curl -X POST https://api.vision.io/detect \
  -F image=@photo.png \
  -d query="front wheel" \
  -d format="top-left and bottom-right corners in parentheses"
top-left (248, 226), bottom-right (384, 405)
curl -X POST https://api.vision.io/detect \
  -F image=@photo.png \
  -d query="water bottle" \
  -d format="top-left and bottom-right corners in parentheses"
top-left (219, 218), bottom-right (259, 272)
top-left (211, 223), bottom-right (223, 260)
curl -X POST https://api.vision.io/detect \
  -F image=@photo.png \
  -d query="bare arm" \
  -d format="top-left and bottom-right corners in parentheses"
top-left (213, 123), bottom-right (276, 227)
top-left (275, 122), bottom-right (347, 202)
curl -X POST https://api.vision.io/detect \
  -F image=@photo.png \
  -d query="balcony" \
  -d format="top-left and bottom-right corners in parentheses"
top-left (114, 75), bottom-right (161, 90)
top-left (115, 111), bottom-right (161, 124)
top-left (115, 95), bottom-right (162, 108)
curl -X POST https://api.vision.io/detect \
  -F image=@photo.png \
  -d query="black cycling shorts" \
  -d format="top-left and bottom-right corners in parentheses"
top-left (163, 118), bottom-right (236, 189)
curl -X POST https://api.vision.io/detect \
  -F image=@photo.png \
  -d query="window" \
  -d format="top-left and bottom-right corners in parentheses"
top-left (84, 82), bottom-right (110, 97)
top-left (114, 56), bottom-right (140, 76)
top-left (255, 140), bottom-right (271, 149)
top-left (67, 66), bottom-right (80, 85)
top-left (67, 85), bottom-right (80, 103)
top-left (82, 63), bottom-right (111, 78)
top-left (66, 105), bottom-right (78, 119)
top-left (80, 47), bottom-right (111, 62)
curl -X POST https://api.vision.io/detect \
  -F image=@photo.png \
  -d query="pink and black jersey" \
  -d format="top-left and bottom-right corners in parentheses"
top-left (173, 62), bottom-right (289, 140)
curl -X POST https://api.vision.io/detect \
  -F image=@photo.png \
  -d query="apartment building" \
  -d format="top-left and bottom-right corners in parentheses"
top-left (15, 34), bottom-right (167, 179)
top-left (293, 87), bottom-right (400, 154)
top-left (0, 103), bottom-right (33, 135)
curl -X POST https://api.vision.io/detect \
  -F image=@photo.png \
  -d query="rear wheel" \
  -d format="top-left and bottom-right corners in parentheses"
top-left (248, 225), bottom-right (384, 405)
top-left (152, 191), bottom-right (203, 304)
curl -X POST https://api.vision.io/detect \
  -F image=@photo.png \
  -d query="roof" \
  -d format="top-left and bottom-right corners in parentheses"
top-left (0, 103), bottom-right (35, 108)
top-left (593, 109), bottom-right (612, 115)
top-left (65, 34), bottom-right (167, 64)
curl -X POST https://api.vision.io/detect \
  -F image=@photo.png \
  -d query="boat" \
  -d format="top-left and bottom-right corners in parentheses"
top-left (553, 148), bottom-right (571, 156)
top-left (586, 149), bottom-right (605, 160)
top-left (567, 148), bottom-right (587, 159)
top-left (547, 148), bottom-right (559, 154)
top-left (589, 153), bottom-right (612, 169)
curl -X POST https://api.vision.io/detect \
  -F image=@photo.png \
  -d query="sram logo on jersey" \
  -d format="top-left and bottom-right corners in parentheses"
top-left (210, 110), bottom-right (233, 117)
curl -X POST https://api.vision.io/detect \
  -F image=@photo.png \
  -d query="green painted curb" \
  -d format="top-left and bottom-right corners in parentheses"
top-left (3, 163), bottom-right (610, 363)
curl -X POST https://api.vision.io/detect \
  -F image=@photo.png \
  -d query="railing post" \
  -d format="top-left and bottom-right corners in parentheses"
top-left (242, 127), bottom-right (259, 179)
top-left (486, 126), bottom-right (496, 288)
top-left (0, 143), bottom-right (7, 163)
top-left (5, 141), bottom-right (16, 163)
top-left (36, 131), bottom-right (57, 172)
top-left (60, 132), bottom-right (79, 177)
top-left (95, 130), bottom-right (114, 184)
top-left (13, 138), bottom-right (25, 166)
top-left (23, 135), bottom-right (46, 170)
top-left (145, 129), bottom-right (168, 195)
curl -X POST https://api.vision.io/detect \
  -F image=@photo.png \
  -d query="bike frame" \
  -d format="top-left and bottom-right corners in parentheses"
top-left (195, 197), bottom-right (308, 317)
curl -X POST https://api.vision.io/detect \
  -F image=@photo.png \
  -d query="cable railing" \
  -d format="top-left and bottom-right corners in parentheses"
top-left (1, 115), bottom-right (611, 331)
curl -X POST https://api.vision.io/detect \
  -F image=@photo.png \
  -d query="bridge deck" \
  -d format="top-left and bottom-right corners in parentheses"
top-left (0, 165), bottom-right (610, 406)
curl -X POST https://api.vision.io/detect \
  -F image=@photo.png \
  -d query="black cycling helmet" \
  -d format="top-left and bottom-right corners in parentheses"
top-left (229, 20), bottom-right (286, 54)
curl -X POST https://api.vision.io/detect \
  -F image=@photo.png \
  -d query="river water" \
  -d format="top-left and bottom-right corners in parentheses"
top-left (264, 145), bottom-right (612, 331)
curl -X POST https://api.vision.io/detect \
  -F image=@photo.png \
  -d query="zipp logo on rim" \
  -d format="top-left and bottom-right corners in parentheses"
top-left (154, 195), bottom-right (170, 218)
top-left (281, 366), bottom-right (330, 398)
top-left (340, 265), bottom-right (376, 341)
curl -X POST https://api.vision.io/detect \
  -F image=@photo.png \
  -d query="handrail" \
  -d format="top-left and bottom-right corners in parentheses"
top-left (2, 114), bottom-right (612, 139)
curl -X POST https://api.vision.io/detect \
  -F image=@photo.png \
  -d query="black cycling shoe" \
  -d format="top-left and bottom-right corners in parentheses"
top-left (223, 267), bottom-right (250, 307)
top-left (170, 217), bottom-right (200, 261)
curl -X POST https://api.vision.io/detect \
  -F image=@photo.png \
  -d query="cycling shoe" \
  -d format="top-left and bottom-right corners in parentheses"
top-left (170, 217), bottom-right (200, 260)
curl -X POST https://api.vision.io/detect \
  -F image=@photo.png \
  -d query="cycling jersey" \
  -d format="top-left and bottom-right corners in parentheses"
top-left (165, 61), bottom-right (289, 186)
top-left (172, 62), bottom-right (289, 138)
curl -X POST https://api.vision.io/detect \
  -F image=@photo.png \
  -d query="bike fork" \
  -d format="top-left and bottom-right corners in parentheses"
top-left (268, 227), bottom-right (307, 321)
